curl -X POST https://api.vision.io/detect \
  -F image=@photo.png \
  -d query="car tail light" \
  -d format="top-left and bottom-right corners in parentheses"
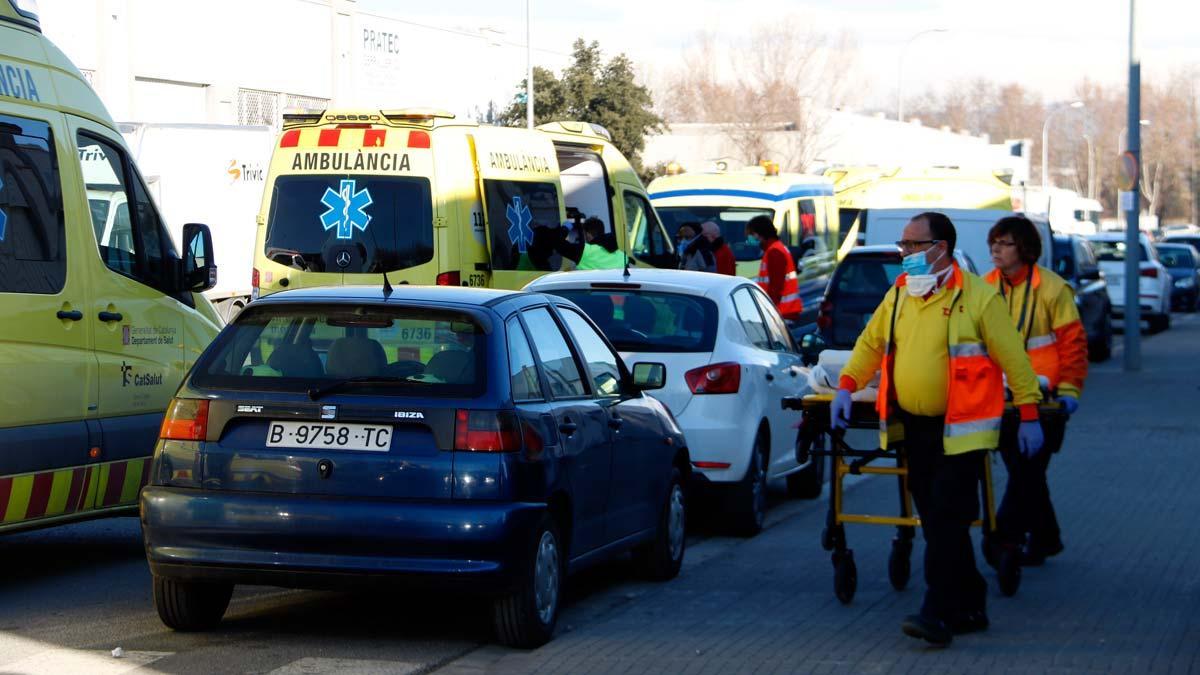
top-left (437, 271), bottom-right (461, 286)
top-left (693, 461), bottom-right (732, 469)
top-left (160, 399), bottom-right (210, 441)
top-left (455, 410), bottom-right (521, 452)
top-left (685, 362), bottom-right (741, 394)
top-left (817, 299), bottom-right (833, 330)
top-left (1140, 267), bottom-right (1158, 278)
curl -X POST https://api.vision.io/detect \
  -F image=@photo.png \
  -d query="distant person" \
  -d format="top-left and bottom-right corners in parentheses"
top-left (676, 222), bottom-right (716, 273)
top-left (746, 215), bottom-right (801, 320)
top-left (553, 217), bottom-right (626, 270)
top-left (702, 221), bottom-right (736, 275)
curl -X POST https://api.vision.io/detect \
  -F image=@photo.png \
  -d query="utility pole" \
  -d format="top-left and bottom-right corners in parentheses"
top-left (1123, 0), bottom-right (1142, 371)
top-left (526, 0), bottom-right (534, 130)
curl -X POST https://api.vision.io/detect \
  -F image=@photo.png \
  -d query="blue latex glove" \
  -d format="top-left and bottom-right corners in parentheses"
top-left (830, 389), bottom-right (852, 430)
top-left (1058, 395), bottom-right (1079, 415)
top-left (1018, 420), bottom-right (1044, 458)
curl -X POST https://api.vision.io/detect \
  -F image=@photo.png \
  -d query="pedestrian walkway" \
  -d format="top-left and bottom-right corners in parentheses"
top-left (436, 317), bottom-right (1200, 674)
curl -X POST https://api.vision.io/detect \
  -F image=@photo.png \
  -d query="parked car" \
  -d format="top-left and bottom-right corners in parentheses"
top-left (1051, 234), bottom-right (1115, 362)
top-left (1086, 232), bottom-right (1173, 333)
top-left (526, 269), bottom-right (822, 537)
top-left (816, 246), bottom-right (978, 350)
top-left (140, 286), bottom-right (690, 648)
top-left (1155, 242), bottom-right (1200, 312)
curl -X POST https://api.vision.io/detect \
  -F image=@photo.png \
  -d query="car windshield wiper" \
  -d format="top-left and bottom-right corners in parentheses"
top-left (307, 375), bottom-right (424, 400)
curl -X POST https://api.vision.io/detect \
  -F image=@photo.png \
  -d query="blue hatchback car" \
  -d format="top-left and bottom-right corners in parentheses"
top-left (140, 286), bottom-right (689, 648)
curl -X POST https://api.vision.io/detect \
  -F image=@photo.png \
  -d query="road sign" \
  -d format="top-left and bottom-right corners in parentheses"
top-left (1118, 151), bottom-right (1139, 192)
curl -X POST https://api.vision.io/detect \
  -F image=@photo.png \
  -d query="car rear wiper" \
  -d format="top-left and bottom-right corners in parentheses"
top-left (307, 375), bottom-right (425, 401)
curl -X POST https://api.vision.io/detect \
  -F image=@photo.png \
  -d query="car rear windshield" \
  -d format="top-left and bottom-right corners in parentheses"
top-left (191, 304), bottom-right (485, 397)
top-left (1091, 240), bottom-right (1150, 262)
top-left (548, 289), bottom-right (718, 353)
top-left (1158, 247), bottom-right (1196, 268)
top-left (834, 255), bottom-right (903, 297)
top-left (655, 206), bottom-right (772, 261)
top-left (263, 175), bottom-right (433, 274)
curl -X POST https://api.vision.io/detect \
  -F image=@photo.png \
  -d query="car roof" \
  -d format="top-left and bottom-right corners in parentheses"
top-left (1088, 232), bottom-right (1147, 241)
top-left (1156, 242), bottom-right (1197, 250)
top-left (845, 244), bottom-right (902, 256)
top-left (526, 268), bottom-right (756, 298)
top-left (252, 285), bottom-right (523, 307)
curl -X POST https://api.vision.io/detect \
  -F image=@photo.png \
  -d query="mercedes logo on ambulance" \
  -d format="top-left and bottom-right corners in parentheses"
top-left (335, 251), bottom-right (352, 268)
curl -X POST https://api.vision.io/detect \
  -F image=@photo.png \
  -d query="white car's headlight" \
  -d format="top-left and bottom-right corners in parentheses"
top-left (1175, 277), bottom-right (1196, 288)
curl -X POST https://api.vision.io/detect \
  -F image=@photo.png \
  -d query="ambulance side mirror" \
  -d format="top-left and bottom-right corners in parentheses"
top-left (182, 223), bottom-right (217, 293)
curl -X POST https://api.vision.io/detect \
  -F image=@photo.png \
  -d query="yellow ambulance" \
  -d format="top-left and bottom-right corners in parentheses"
top-left (0, 0), bottom-right (221, 532)
top-left (251, 112), bottom-right (675, 297)
top-left (646, 164), bottom-right (838, 326)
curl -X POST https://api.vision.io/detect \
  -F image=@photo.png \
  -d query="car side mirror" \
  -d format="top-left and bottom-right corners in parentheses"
top-left (630, 362), bottom-right (666, 391)
top-left (799, 332), bottom-right (826, 366)
top-left (182, 223), bottom-right (217, 293)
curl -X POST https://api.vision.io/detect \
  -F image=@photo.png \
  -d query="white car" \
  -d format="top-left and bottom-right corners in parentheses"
top-left (526, 269), bottom-right (821, 536)
top-left (1086, 232), bottom-right (1172, 333)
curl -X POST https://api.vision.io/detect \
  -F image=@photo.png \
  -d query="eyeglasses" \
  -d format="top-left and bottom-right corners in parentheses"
top-left (895, 239), bottom-right (940, 253)
top-left (990, 240), bottom-right (1018, 249)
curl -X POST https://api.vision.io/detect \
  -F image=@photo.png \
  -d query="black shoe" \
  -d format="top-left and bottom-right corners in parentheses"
top-left (948, 610), bottom-right (990, 635)
top-left (901, 614), bottom-right (953, 646)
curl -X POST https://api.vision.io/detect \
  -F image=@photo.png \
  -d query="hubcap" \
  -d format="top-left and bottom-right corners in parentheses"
top-left (533, 531), bottom-right (559, 624)
top-left (668, 484), bottom-right (685, 561)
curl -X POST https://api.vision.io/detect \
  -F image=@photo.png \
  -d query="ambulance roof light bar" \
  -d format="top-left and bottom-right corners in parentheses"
top-left (381, 108), bottom-right (457, 122)
top-left (537, 121), bottom-right (613, 142)
top-left (282, 108), bottom-right (327, 128)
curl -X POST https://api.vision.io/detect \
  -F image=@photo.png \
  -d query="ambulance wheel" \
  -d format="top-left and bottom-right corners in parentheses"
top-left (833, 550), bottom-right (857, 604)
top-left (153, 576), bottom-right (232, 631)
top-left (888, 538), bottom-right (912, 591)
top-left (997, 549), bottom-right (1021, 597)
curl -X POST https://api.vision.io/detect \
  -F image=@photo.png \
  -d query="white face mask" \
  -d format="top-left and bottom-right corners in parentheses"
top-left (905, 261), bottom-right (951, 297)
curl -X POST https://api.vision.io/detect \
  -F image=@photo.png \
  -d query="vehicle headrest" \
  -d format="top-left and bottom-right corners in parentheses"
top-left (425, 349), bottom-right (473, 384)
top-left (325, 336), bottom-right (387, 378)
top-left (573, 293), bottom-right (614, 323)
top-left (622, 295), bottom-right (656, 333)
top-left (267, 340), bottom-right (324, 378)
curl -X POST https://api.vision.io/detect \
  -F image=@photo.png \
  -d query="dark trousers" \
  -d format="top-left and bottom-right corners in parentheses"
top-left (995, 443), bottom-right (1062, 551)
top-left (901, 410), bottom-right (988, 622)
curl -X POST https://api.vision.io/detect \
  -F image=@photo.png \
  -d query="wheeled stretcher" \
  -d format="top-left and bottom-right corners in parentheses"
top-left (782, 393), bottom-right (1066, 604)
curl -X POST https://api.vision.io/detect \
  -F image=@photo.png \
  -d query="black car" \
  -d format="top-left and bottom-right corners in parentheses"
top-left (1051, 234), bottom-right (1114, 362)
top-left (1155, 242), bottom-right (1200, 312)
top-left (140, 286), bottom-right (689, 648)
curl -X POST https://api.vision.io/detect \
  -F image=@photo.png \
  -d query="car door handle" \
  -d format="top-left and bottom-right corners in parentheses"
top-left (98, 311), bottom-right (124, 322)
top-left (57, 310), bottom-right (83, 321)
top-left (608, 415), bottom-right (623, 430)
top-left (766, 373), bottom-right (775, 382)
top-left (558, 420), bottom-right (578, 436)
top-left (789, 368), bottom-right (798, 377)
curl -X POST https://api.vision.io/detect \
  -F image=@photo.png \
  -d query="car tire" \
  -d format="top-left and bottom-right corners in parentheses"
top-left (1088, 314), bottom-right (1113, 363)
top-left (153, 576), bottom-right (233, 631)
top-left (786, 434), bottom-right (825, 499)
top-left (1149, 312), bottom-right (1170, 333)
top-left (632, 466), bottom-right (687, 581)
top-left (732, 432), bottom-right (769, 537)
top-left (493, 514), bottom-right (562, 649)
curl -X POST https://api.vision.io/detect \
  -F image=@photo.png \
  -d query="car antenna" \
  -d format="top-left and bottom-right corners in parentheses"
top-left (622, 252), bottom-right (631, 279)
top-left (382, 271), bottom-right (394, 298)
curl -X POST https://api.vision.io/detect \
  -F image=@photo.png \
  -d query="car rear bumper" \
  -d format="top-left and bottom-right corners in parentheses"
top-left (676, 399), bottom-right (759, 484)
top-left (141, 486), bottom-right (544, 592)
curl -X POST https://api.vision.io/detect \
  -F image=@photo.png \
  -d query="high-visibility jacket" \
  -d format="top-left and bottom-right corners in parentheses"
top-left (839, 263), bottom-right (1042, 455)
top-left (755, 239), bottom-right (802, 319)
top-left (577, 243), bottom-right (627, 270)
top-left (984, 265), bottom-right (1088, 399)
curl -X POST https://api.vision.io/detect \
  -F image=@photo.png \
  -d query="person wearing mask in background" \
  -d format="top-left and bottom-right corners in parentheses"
top-left (983, 214), bottom-right (1087, 567)
top-left (746, 215), bottom-right (801, 320)
top-left (702, 220), bottom-right (736, 275)
top-left (676, 221), bottom-right (717, 273)
top-left (832, 211), bottom-right (1044, 647)
top-left (552, 217), bottom-right (626, 270)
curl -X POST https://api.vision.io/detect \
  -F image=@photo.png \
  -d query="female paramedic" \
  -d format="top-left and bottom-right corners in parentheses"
top-left (984, 214), bottom-right (1088, 566)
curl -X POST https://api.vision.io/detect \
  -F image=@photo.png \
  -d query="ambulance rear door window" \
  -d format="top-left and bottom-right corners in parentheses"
top-left (484, 180), bottom-right (562, 272)
top-left (0, 114), bottom-right (65, 294)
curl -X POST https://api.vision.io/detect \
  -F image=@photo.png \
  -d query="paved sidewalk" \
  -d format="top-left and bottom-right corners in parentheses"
top-left (436, 315), bottom-right (1200, 674)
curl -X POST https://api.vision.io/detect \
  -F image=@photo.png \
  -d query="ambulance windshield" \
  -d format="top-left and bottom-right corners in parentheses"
top-left (264, 175), bottom-right (434, 274)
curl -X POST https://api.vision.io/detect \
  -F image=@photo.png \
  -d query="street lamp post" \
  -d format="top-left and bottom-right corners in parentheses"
top-left (897, 28), bottom-right (948, 123)
top-left (1041, 101), bottom-right (1085, 191)
top-left (525, 0), bottom-right (534, 130)
top-left (1124, 0), bottom-right (1141, 372)
top-left (1118, 118), bottom-right (1151, 153)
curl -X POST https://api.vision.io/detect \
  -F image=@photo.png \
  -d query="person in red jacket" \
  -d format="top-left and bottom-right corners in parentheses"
top-left (701, 221), bottom-right (736, 275)
top-left (746, 215), bottom-right (801, 320)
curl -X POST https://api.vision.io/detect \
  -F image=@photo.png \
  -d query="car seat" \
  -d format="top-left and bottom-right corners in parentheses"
top-left (424, 349), bottom-right (473, 384)
top-left (266, 340), bottom-right (324, 378)
top-left (325, 336), bottom-right (387, 378)
top-left (573, 293), bottom-right (614, 323)
top-left (622, 295), bottom-right (657, 334)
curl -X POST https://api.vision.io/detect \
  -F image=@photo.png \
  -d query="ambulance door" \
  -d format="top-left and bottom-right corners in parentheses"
top-left (471, 128), bottom-right (565, 290)
top-left (620, 187), bottom-right (677, 269)
top-left (71, 118), bottom-right (188, 508)
top-left (0, 112), bottom-right (97, 524)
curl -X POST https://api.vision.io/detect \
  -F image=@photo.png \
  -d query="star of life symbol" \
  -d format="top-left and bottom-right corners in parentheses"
top-left (506, 196), bottom-right (534, 253)
top-left (0, 176), bottom-right (7, 242)
top-left (320, 179), bottom-right (373, 240)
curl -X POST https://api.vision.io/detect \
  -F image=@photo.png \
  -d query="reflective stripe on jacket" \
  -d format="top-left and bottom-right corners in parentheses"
top-left (840, 263), bottom-right (1042, 455)
top-left (754, 240), bottom-right (802, 319)
top-left (984, 265), bottom-right (1088, 398)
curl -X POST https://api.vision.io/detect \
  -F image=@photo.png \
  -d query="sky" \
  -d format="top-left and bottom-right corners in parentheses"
top-left (359, 0), bottom-right (1200, 114)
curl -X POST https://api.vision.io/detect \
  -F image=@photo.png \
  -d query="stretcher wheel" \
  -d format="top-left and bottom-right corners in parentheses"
top-left (888, 538), bottom-right (912, 591)
top-left (997, 549), bottom-right (1021, 597)
top-left (833, 550), bottom-right (857, 604)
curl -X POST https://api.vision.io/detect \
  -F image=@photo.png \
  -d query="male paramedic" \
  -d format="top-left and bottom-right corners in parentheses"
top-left (984, 214), bottom-right (1087, 566)
top-left (830, 211), bottom-right (1044, 646)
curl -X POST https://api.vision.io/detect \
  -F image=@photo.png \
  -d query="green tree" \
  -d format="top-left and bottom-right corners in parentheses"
top-left (498, 39), bottom-right (664, 175)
